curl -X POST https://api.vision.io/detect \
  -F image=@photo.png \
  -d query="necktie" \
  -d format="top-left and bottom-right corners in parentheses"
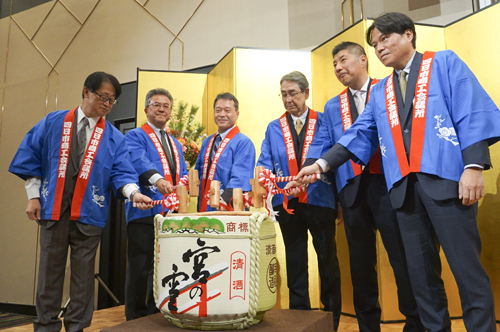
top-left (354, 91), bottom-right (365, 114)
top-left (77, 117), bottom-right (89, 165)
top-left (211, 134), bottom-right (221, 160)
top-left (399, 71), bottom-right (407, 105)
top-left (296, 118), bottom-right (303, 135)
top-left (160, 130), bottom-right (175, 173)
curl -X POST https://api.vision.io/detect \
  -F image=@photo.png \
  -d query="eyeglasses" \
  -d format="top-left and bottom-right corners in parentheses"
top-left (149, 102), bottom-right (171, 110)
top-left (92, 91), bottom-right (118, 105)
top-left (279, 90), bottom-right (302, 100)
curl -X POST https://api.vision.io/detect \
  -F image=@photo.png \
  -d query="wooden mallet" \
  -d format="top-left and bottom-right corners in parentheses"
top-left (233, 188), bottom-right (244, 211)
top-left (188, 169), bottom-right (199, 197)
top-left (209, 180), bottom-right (220, 209)
top-left (249, 166), bottom-right (266, 208)
top-left (177, 185), bottom-right (189, 213)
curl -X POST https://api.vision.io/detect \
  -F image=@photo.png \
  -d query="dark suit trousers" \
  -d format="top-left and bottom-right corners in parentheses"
top-left (342, 173), bottom-right (424, 332)
top-left (396, 175), bottom-right (495, 332)
top-left (34, 212), bottom-right (101, 332)
top-left (276, 202), bottom-right (341, 330)
top-left (125, 218), bottom-right (159, 320)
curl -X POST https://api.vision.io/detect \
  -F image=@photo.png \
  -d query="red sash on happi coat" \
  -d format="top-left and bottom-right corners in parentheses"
top-left (52, 108), bottom-right (106, 220)
top-left (338, 79), bottom-right (381, 176)
top-left (279, 109), bottom-right (318, 204)
top-left (200, 127), bottom-right (240, 211)
top-left (385, 51), bottom-right (435, 178)
top-left (141, 123), bottom-right (181, 185)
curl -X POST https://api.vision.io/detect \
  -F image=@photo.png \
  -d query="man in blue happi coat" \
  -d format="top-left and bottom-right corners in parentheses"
top-left (124, 88), bottom-right (188, 320)
top-left (195, 92), bottom-right (255, 211)
top-left (9, 72), bottom-right (152, 332)
top-left (258, 71), bottom-right (341, 330)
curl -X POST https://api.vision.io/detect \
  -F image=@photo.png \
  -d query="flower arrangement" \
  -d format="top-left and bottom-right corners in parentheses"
top-left (167, 101), bottom-right (206, 168)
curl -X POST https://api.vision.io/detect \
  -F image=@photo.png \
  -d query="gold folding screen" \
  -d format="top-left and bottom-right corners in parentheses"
top-left (445, 4), bottom-right (500, 319)
top-left (136, 70), bottom-right (207, 128)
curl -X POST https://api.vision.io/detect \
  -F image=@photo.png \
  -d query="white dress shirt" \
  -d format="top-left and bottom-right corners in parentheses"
top-left (217, 125), bottom-right (236, 140)
top-left (349, 77), bottom-right (371, 115)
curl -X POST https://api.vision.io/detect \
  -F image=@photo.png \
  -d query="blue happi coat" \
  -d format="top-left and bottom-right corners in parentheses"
top-left (124, 127), bottom-right (188, 222)
top-left (195, 131), bottom-right (255, 212)
top-left (9, 110), bottom-right (138, 228)
top-left (308, 90), bottom-right (382, 193)
top-left (258, 112), bottom-right (336, 209)
top-left (339, 50), bottom-right (500, 191)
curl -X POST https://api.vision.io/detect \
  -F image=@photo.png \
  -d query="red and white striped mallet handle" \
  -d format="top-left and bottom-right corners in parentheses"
top-left (132, 194), bottom-right (179, 208)
top-left (133, 194), bottom-right (180, 212)
top-left (133, 200), bottom-right (163, 207)
top-left (170, 175), bottom-right (189, 191)
top-left (132, 174), bottom-right (190, 208)
top-left (273, 174), bottom-right (321, 183)
top-left (259, 169), bottom-right (321, 185)
top-left (270, 186), bottom-right (307, 195)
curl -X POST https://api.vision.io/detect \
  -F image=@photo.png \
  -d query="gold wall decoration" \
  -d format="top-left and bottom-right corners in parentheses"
top-left (341, 0), bottom-right (364, 30)
top-left (5, 0), bottom-right (101, 116)
top-left (0, 0), bottom-right (14, 146)
top-left (168, 0), bottom-right (205, 70)
top-left (1, 1), bottom-right (102, 302)
top-left (134, 0), bottom-right (206, 70)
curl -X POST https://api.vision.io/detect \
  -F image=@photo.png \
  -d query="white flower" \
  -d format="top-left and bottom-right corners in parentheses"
top-left (439, 127), bottom-right (451, 137)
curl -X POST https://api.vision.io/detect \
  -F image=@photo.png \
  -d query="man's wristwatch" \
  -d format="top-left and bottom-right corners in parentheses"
top-left (130, 190), bottom-right (140, 201)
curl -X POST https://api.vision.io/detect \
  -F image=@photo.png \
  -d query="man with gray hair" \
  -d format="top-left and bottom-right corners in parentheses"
top-left (124, 88), bottom-right (189, 320)
top-left (257, 71), bottom-right (341, 330)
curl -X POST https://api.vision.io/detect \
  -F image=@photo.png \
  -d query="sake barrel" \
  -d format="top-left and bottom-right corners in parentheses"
top-left (154, 211), bottom-right (277, 330)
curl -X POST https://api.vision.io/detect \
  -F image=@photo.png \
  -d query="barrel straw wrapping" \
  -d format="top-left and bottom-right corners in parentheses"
top-left (154, 210), bottom-right (277, 330)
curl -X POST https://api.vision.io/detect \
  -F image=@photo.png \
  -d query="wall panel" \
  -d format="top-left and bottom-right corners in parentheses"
top-left (0, 77), bottom-right (50, 304)
top-left (136, 70), bottom-right (207, 128)
top-left (233, 48), bottom-right (319, 309)
top-left (445, 3), bottom-right (500, 319)
top-left (206, 49), bottom-right (235, 136)
top-left (235, 48), bottom-right (312, 159)
top-left (311, 20), bottom-right (368, 115)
